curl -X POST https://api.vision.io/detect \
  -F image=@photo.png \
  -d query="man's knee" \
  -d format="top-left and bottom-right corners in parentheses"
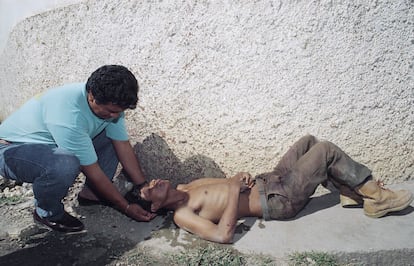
top-left (313, 140), bottom-right (333, 153)
top-left (302, 134), bottom-right (318, 144)
top-left (51, 151), bottom-right (80, 187)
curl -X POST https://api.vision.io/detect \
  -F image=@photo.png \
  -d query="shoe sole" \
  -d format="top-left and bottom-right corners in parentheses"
top-left (340, 194), bottom-right (363, 208)
top-left (33, 211), bottom-right (86, 234)
top-left (364, 194), bottom-right (414, 218)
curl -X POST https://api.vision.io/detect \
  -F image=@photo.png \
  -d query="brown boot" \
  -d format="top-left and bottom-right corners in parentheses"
top-left (340, 185), bottom-right (363, 208)
top-left (356, 180), bottom-right (413, 218)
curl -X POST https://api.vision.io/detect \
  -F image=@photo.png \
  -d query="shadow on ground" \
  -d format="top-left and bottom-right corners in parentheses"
top-left (0, 229), bottom-right (136, 266)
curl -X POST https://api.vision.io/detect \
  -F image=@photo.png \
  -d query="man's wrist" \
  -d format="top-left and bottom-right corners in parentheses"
top-left (124, 203), bottom-right (131, 214)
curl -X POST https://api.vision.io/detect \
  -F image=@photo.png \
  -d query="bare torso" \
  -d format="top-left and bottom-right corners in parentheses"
top-left (176, 178), bottom-right (263, 223)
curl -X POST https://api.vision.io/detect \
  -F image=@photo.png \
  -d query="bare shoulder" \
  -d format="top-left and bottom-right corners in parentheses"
top-left (173, 206), bottom-right (197, 228)
top-left (176, 184), bottom-right (187, 191)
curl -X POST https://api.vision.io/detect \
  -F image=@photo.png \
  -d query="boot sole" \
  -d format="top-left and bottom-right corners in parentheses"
top-left (364, 194), bottom-right (414, 218)
top-left (340, 194), bottom-right (363, 208)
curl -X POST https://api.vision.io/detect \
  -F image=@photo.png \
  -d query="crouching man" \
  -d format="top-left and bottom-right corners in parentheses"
top-left (0, 65), bottom-right (156, 233)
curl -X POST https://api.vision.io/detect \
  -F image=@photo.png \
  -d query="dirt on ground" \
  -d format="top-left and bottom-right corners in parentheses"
top-left (0, 205), bottom-right (177, 266)
top-left (0, 176), bottom-right (270, 266)
top-left (1, 176), bottom-right (414, 266)
top-left (0, 194), bottom-right (274, 266)
top-left (0, 176), bottom-right (178, 266)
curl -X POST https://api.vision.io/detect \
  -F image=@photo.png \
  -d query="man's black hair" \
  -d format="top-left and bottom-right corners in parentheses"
top-left (86, 65), bottom-right (138, 109)
top-left (124, 187), bottom-right (168, 215)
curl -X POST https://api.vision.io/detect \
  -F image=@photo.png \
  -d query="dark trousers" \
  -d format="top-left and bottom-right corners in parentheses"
top-left (256, 135), bottom-right (372, 220)
top-left (0, 131), bottom-right (118, 219)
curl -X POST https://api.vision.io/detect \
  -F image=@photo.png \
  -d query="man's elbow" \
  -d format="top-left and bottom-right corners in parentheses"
top-left (217, 230), bottom-right (235, 244)
top-left (210, 235), bottom-right (233, 244)
top-left (206, 231), bottom-right (234, 244)
top-left (220, 235), bottom-right (234, 244)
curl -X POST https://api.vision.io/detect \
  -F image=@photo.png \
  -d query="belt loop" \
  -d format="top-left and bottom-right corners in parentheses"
top-left (256, 178), bottom-right (270, 221)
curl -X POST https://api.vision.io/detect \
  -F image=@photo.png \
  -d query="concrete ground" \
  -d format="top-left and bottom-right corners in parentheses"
top-left (1, 181), bottom-right (413, 265)
top-left (232, 181), bottom-right (414, 258)
top-left (133, 181), bottom-right (414, 265)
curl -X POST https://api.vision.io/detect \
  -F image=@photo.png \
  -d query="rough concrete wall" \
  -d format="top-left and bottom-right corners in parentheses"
top-left (0, 0), bottom-right (413, 184)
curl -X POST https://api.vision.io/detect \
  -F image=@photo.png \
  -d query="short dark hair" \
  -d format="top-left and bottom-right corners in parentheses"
top-left (124, 185), bottom-right (168, 215)
top-left (86, 65), bottom-right (139, 109)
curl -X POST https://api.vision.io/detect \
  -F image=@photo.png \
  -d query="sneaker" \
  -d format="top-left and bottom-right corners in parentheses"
top-left (33, 210), bottom-right (85, 233)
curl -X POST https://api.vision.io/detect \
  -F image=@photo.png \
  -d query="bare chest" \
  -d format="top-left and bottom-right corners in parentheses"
top-left (186, 185), bottom-right (229, 222)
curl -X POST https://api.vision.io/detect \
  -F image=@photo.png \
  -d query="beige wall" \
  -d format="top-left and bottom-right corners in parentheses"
top-left (1, 0), bottom-right (413, 185)
top-left (0, 0), bottom-right (83, 55)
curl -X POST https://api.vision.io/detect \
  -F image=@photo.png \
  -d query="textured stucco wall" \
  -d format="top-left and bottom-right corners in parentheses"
top-left (0, 0), bottom-right (413, 185)
top-left (0, 0), bottom-right (84, 54)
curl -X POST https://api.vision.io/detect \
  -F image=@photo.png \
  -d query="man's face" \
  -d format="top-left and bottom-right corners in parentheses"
top-left (87, 92), bottom-right (125, 120)
top-left (141, 179), bottom-right (170, 210)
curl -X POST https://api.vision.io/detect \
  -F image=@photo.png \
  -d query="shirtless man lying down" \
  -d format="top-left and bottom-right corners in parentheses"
top-left (139, 135), bottom-right (413, 243)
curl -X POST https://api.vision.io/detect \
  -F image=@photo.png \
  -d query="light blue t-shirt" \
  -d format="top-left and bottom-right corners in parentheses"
top-left (0, 83), bottom-right (129, 165)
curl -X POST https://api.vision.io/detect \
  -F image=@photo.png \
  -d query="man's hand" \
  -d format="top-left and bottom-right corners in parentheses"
top-left (231, 172), bottom-right (255, 192)
top-left (125, 203), bottom-right (157, 222)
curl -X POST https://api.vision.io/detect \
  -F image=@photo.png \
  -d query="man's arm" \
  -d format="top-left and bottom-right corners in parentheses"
top-left (81, 162), bottom-right (155, 221)
top-left (173, 179), bottom-right (242, 244)
top-left (112, 139), bottom-right (146, 185)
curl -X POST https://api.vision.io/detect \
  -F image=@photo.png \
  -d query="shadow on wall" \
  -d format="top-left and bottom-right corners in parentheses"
top-left (132, 133), bottom-right (226, 186)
